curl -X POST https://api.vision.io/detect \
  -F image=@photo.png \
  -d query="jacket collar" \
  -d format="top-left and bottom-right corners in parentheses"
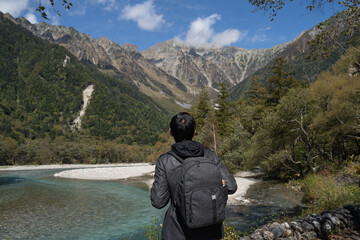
top-left (171, 140), bottom-right (204, 159)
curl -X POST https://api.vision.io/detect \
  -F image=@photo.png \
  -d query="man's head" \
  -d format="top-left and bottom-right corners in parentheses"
top-left (170, 112), bottom-right (196, 142)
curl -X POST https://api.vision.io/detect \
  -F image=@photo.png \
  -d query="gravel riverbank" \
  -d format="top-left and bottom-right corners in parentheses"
top-left (1, 164), bottom-right (258, 205)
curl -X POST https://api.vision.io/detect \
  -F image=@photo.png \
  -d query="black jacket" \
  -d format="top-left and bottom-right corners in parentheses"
top-left (150, 141), bottom-right (238, 240)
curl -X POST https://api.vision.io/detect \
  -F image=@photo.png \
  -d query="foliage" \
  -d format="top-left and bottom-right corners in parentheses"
top-left (194, 88), bottom-right (210, 131)
top-left (264, 57), bottom-right (304, 106)
top-left (218, 44), bottom-right (360, 178)
top-left (300, 173), bottom-right (360, 215)
top-left (36, 0), bottom-right (72, 20)
top-left (215, 83), bottom-right (234, 138)
top-left (146, 132), bottom-right (174, 163)
top-left (248, 0), bottom-right (358, 21)
top-left (219, 121), bottom-right (252, 172)
top-left (144, 216), bottom-right (161, 240)
top-left (0, 135), bottom-right (151, 165)
top-left (195, 111), bottom-right (220, 153)
top-left (224, 223), bottom-right (241, 240)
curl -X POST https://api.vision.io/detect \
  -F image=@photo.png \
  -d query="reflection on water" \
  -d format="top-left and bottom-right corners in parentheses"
top-left (0, 170), bottom-right (305, 239)
top-left (0, 169), bottom-right (166, 240)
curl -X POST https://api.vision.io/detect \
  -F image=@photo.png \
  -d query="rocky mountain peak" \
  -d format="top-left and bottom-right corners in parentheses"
top-left (142, 38), bottom-right (292, 89)
top-left (122, 43), bottom-right (139, 54)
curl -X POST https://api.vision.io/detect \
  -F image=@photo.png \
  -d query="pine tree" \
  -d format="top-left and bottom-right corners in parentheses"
top-left (266, 56), bottom-right (303, 106)
top-left (215, 83), bottom-right (232, 137)
top-left (195, 88), bottom-right (210, 131)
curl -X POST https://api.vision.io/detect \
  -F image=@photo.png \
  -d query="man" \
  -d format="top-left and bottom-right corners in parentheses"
top-left (151, 112), bottom-right (237, 240)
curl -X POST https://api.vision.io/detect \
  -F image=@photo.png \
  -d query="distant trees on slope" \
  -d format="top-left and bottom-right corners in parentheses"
top-left (190, 53), bottom-right (360, 178)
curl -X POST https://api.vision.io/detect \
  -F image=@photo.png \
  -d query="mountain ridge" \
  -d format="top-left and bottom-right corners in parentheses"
top-left (5, 11), bottom-right (350, 105)
top-left (7, 13), bottom-right (302, 105)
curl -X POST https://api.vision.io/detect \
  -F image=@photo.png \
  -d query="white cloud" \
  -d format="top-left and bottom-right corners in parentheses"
top-left (0, 0), bottom-right (29, 17)
top-left (25, 12), bottom-right (37, 24)
top-left (179, 14), bottom-right (245, 48)
top-left (251, 34), bottom-right (267, 43)
top-left (95, 0), bottom-right (117, 11)
top-left (211, 29), bottom-right (247, 47)
top-left (184, 14), bottom-right (219, 47)
top-left (51, 15), bottom-right (61, 26)
top-left (120, 0), bottom-right (164, 31)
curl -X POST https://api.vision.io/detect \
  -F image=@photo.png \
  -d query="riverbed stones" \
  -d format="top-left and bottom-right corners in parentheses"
top-left (263, 230), bottom-right (275, 240)
top-left (239, 203), bottom-right (360, 240)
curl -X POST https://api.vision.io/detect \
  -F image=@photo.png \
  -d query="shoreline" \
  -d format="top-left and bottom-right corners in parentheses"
top-left (0, 163), bottom-right (152, 171)
top-left (0, 163), bottom-right (258, 205)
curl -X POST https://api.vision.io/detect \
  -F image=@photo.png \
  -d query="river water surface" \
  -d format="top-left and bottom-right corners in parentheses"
top-left (0, 169), bottom-right (304, 239)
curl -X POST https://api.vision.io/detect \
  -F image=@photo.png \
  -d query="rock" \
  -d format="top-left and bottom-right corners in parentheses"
top-left (311, 220), bottom-right (321, 233)
top-left (301, 231), bottom-right (317, 239)
top-left (321, 222), bottom-right (333, 235)
top-left (250, 230), bottom-right (263, 240)
top-left (302, 221), bottom-right (315, 232)
top-left (290, 222), bottom-right (304, 233)
top-left (271, 226), bottom-right (283, 238)
top-left (281, 222), bottom-right (291, 230)
top-left (330, 216), bottom-right (341, 227)
top-left (323, 213), bottom-right (333, 219)
top-left (240, 204), bottom-right (360, 240)
top-left (283, 229), bottom-right (293, 237)
top-left (262, 230), bottom-right (275, 240)
top-left (295, 231), bottom-right (302, 240)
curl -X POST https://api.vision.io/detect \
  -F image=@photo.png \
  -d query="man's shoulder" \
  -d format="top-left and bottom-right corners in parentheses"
top-left (156, 151), bottom-right (181, 168)
top-left (203, 149), bottom-right (220, 164)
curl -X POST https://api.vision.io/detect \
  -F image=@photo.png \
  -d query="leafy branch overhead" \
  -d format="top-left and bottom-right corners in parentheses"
top-left (36, 0), bottom-right (72, 20)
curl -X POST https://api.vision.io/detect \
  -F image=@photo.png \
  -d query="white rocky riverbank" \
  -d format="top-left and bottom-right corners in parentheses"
top-left (1, 164), bottom-right (259, 205)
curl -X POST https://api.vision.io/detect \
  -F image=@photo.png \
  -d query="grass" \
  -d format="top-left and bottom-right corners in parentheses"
top-left (288, 161), bottom-right (360, 217)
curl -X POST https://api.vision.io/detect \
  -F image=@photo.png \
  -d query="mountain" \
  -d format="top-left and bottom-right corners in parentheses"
top-left (229, 22), bottom-right (359, 100)
top-left (141, 40), bottom-right (291, 96)
top-left (8, 14), bottom-right (294, 106)
top-left (7, 15), bottom-right (188, 110)
top-left (0, 12), bottom-right (168, 145)
top-left (6, 12), bottom-right (355, 106)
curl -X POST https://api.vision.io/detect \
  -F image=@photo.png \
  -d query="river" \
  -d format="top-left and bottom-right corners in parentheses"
top-left (0, 168), bottom-right (304, 239)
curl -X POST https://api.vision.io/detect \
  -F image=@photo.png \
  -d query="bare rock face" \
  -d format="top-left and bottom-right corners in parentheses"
top-left (122, 43), bottom-right (139, 54)
top-left (141, 40), bottom-right (291, 89)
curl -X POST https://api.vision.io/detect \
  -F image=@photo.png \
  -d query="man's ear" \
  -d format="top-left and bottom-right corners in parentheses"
top-left (169, 128), bottom-right (173, 136)
top-left (194, 129), bottom-right (197, 136)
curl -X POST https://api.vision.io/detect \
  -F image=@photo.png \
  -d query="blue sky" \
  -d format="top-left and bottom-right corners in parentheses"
top-left (0, 0), bottom-right (343, 51)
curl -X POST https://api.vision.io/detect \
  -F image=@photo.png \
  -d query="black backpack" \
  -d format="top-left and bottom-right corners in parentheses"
top-left (168, 151), bottom-right (228, 229)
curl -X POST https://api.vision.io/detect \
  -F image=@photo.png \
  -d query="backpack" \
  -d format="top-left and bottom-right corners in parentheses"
top-left (168, 151), bottom-right (228, 229)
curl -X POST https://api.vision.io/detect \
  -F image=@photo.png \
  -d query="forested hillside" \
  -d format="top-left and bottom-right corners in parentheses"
top-left (0, 13), bottom-right (169, 165)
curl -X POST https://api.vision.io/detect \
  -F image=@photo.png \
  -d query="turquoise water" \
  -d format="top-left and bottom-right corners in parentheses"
top-left (0, 169), bottom-right (304, 239)
top-left (0, 169), bottom-right (166, 240)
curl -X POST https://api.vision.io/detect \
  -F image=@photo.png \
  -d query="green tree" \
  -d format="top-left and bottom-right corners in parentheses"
top-left (196, 111), bottom-right (219, 152)
top-left (215, 83), bottom-right (233, 137)
top-left (265, 56), bottom-right (303, 106)
top-left (246, 78), bottom-right (268, 105)
top-left (195, 88), bottom-right (211, 132)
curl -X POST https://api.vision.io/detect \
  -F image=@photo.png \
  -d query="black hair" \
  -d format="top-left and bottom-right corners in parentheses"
top-left (170, 112), bottom-right (196, 142)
